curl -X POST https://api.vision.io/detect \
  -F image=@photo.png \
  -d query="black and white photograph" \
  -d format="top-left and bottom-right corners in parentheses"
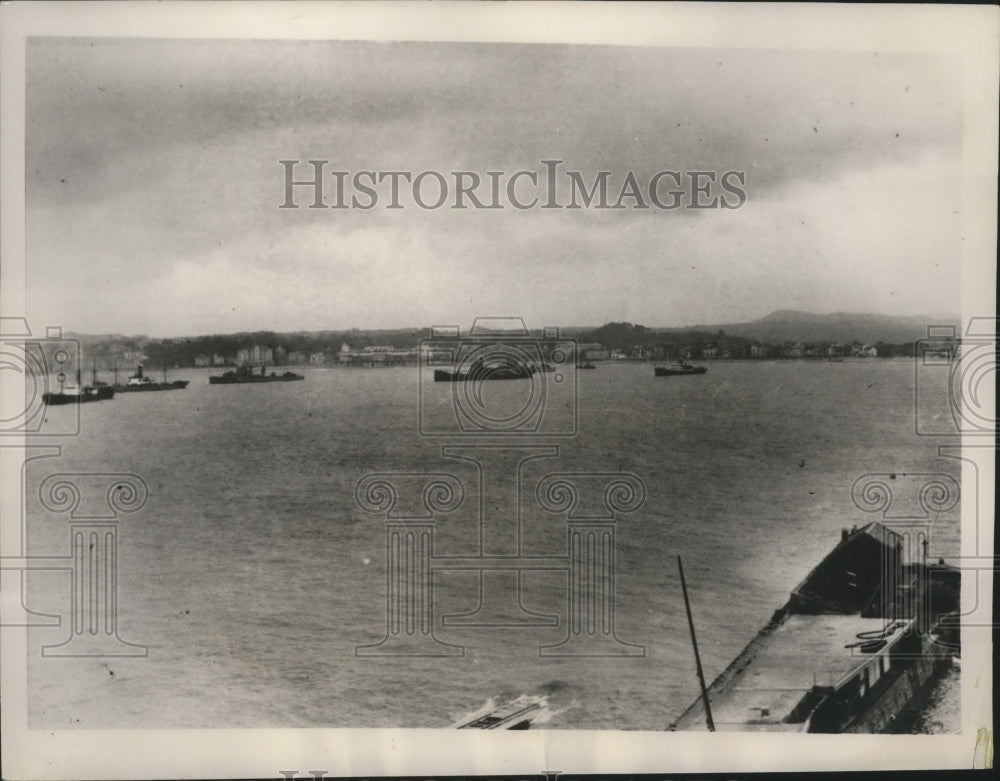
top-left (0, 2), bottom-right (995, 778)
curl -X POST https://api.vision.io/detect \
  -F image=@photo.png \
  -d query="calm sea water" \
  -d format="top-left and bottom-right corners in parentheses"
top-left (24, 359), bottom-right (960, 730)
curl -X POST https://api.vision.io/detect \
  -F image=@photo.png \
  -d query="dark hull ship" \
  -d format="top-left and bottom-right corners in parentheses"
top-left (209, 365), bottom-right (304, 384)
top-left (114, 364), bottom-right (189, 392)
top-left (670, 522), bottom-right (959, 733)
top-left (42, 384), bottom-right (115, 405)
top-left (434, 367), bottom-right (535, 382)
top-left (434, 357), bottom-right (550, 382)
top-left (42, 366), bottom-right (115, 405)
top-left (654, 362), bottom-right (707, 376)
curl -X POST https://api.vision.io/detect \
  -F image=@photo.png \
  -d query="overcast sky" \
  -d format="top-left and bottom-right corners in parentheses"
top-left (26, 38), bottom-right (962, 336)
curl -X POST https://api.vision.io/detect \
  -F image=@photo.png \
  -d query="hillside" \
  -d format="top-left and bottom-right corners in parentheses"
top-left (680, 311), bottom-right (959, 345)
top-left (64, 310), bottom-right (959, 368)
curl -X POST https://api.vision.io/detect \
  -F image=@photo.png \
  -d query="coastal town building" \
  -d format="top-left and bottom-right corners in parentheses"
top-left (339, 343), bottom-right (422, 366)
top-left (577, 343), bottom-right (610, 361)
top-left (235, 345), bottom-right (273, 366)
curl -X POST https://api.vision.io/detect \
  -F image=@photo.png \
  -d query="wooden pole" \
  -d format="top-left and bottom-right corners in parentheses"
top-left (678, 555), bottom-right (715, 731)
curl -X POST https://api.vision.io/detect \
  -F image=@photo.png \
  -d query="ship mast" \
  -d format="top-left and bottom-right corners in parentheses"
top-left (678, 555), bottom-right (715, 731)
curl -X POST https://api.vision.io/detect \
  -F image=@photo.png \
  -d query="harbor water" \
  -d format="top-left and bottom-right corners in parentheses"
top-left (23, 359), bottom-right (961, 730)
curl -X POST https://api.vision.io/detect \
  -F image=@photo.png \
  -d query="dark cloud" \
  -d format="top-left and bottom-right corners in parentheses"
top-left (25, 39), bottom-right (963, 333)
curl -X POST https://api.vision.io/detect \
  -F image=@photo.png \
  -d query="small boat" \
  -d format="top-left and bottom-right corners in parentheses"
top-left (43, 366), bottom-right (114, 405)
top-left (209, 365), bottom-right (304, 384)
top-left (455, 695), bottom-right (548, 730)
top-left (654, 361), bottom-right (707, 376)
top-left (577, 361), bottom-right (596, 370)
top-left (114, 364), bottom-right (189, 392)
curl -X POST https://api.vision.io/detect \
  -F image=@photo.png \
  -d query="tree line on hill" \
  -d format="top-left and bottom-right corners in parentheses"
top-left (577, 322), bottom-right (926, 358)
top-left (70, 318), bottom-right (944, 369)
top-left (71, 329), bottom-right (433, 368)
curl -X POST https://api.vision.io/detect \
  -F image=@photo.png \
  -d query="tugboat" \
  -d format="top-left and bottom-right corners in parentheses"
top-left (669, 523), bottom-right (959, 733)
top-left (654, 360), bottom-right (707, 377)
top-left (209, 364), bottom-right (304, 384)
top-left (42, 366), bottom-right (115, 405)
top-left (114, 364), bottom-right (189, 392)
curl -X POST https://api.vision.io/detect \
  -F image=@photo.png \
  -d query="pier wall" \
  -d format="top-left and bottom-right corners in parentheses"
top-left (842, 647), bottom-right (952, 733)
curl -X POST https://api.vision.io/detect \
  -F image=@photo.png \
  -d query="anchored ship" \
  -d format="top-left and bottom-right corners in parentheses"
top-left (209, 365), bottom-right (304, 384)
top-left (654, 361), bottom-right (707, 377)
top-left (434, 355), bottom-right (546, 382)
top-left (114, 364), bottom-right (189, 392)
top-left (42, 365), bottom-right (115, 405)
top-left (670, 522), bottom-right (959, 733)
